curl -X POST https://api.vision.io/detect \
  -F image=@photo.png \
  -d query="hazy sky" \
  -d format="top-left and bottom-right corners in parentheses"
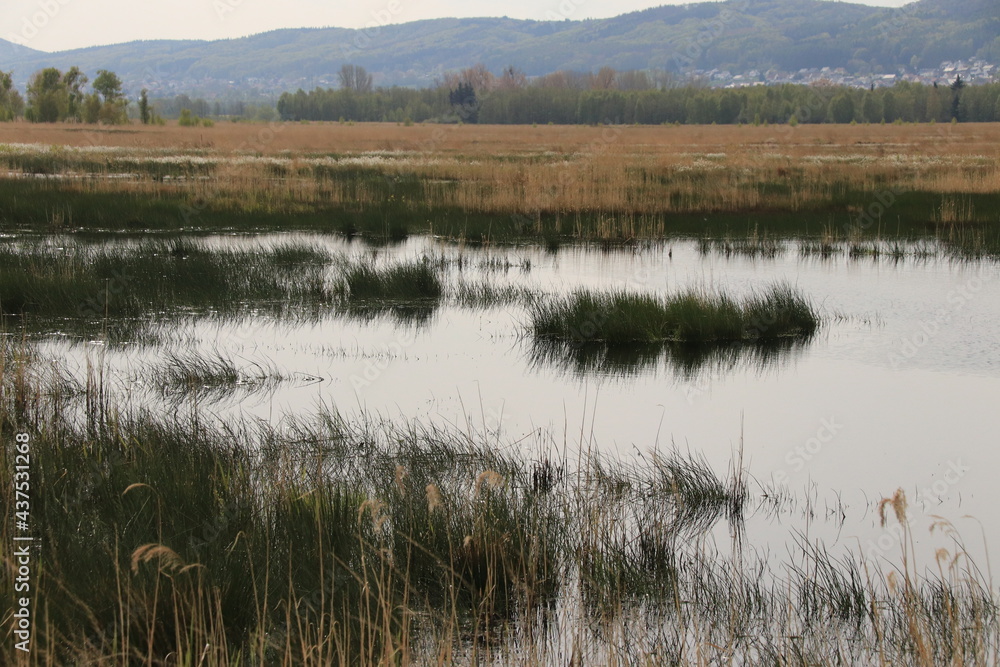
top-left (4, 0), bottom-right (915, 53)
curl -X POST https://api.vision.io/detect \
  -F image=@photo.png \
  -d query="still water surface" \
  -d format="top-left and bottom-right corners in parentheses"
top-left (37, 234), bottom-right (1000, 566)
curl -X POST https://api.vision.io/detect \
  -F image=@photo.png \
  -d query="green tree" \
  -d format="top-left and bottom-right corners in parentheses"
top-left (82, 93), bottom-right (102, 124)
top-left (925, 87), bottom-right (947, 122)
top-left (63, 66), bottom-right (88, 121)
top-left (178, 108), bottom-right (198, 127)
top-left (0, 71), bottom-right (25, 121)
top-left (829, 93), bottom-right (855, 124)
top-left (950, 75), bottom-right (965, 121)
top-left (449, 83), bottom-right (478, 123)
top-left (93, 69), bottom-right (123, 103)
top-left (139, 88), bottom-right (151, 125)
top-left (881, 91), bottom-right (897, 122)
top-left (861, 93), bottom-right (882, 123)
top-left (26, 68), bottom-right (69, 122)
top-left (93, 69), bottom-right (128, 124)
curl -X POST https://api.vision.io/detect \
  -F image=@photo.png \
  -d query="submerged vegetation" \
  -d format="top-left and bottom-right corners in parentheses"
top-left (1, 346), bottom-right (997, 664)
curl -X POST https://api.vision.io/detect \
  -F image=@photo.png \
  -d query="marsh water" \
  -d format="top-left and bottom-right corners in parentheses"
top-left (20, 233), bottom-right (1000, 569)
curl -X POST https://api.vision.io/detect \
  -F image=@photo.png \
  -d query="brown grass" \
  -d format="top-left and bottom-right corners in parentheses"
top-left (2, 121), bottom-right (1000, 235)
top-left (1, 120), bottom-right (999, 157)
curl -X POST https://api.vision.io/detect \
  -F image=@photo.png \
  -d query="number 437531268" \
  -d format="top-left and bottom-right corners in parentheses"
top-left (14, 433), bottom-right (30, 526)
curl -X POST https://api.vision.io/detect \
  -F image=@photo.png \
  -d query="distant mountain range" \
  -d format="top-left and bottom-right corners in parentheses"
top-left (1, 0), bottom-right (997, 96)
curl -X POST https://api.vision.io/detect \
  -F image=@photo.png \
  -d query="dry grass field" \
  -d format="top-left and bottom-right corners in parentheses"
top-left (0, 121), bottom-right (998, 241)
top-left (2, 120), bottom-right (1000, 157)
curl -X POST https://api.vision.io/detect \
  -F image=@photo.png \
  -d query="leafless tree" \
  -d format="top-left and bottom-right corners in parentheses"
top-left (339, 64), bottom-right (373, 93)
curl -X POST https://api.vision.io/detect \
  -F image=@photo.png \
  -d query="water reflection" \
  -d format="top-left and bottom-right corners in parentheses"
top-left (338, 302), bottom-right (439, 327)
top-left (527, 335), bottom-right (813, 381)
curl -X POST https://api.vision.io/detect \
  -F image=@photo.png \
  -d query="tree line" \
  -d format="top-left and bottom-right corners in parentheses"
top-left (278, 65), bottom-right (1000, 125)
top-left (4, 63), bottom-right (1000, 126)
top-left (0, 67), bottom-right (281, 125)
top-left (0, 67), bottom-right (134, 124)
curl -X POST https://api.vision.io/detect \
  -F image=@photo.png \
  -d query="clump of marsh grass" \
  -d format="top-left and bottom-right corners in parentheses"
top-left (340, 258), bottom-right (443, 301)
top-left (334, 258), bottom-right (444, 324)
top-left (798, 238), bottom-right (844, 259)
top-left (530, 283), bottom-right (818, 346)
top-left (152, 350), bottom-right (289, 403)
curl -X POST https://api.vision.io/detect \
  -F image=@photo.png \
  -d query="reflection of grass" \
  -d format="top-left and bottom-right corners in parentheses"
top-left (531, 284), bottom-right (818, 345)
top-left (529, 336), bottom-right (810, 379)
top-left (698, 232), bottom-right (785, 259)
top-left (1, 355), bottom-right (997, 664)
top-left (797, 233), bottom-right (1000, 262)
top-left (452, 280), bottom-right (538, 309)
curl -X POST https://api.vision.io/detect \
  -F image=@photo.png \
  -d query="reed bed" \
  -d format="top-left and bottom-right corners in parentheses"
top-left (0, 241), bottom-right (458, 337)
top-left (531, 283), bottom-right (819, 346)
top-left (2, 124), bottom-right (1000, 242)
top-left (0, 239), bottom-right (335, 322)
top-left (1, 347), bottom-right (997, 665)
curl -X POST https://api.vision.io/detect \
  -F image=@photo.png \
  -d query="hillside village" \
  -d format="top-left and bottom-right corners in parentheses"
top-left (699, 58), bottom-right (997, 89)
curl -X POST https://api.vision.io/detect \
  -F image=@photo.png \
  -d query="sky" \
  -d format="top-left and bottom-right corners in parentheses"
top-left (4, 0), bottom-right (915, 53)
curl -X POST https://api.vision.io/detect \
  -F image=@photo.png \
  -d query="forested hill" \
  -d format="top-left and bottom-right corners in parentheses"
top-left (2, 0), bottom-right (998, 93)
top-left (0, 38), bottom-right (42, 62)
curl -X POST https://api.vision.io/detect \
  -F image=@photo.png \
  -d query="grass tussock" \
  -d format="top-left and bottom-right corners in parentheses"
top-left (341, 259), bottom-right (443, 302)
top-left (531, 283), bottom-right (818, 346)
top-left (153, 349), bottom-right (289, 403)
